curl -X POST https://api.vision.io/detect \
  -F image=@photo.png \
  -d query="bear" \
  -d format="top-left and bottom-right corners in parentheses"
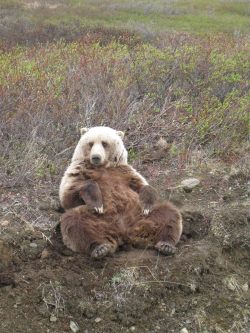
top-left (59, 126), bottom-right (183, 259)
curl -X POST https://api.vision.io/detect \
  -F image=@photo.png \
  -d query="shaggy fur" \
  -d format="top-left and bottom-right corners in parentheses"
top-left (60, 162), bottom-right (183, 258)
top-left (59, 126), bottom-right (147, 208)
top-left (59, 126), bottom-right (182, 258)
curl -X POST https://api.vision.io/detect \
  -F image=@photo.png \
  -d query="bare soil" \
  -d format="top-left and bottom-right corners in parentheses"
top-left (0, 161), bottom-right (249, 333)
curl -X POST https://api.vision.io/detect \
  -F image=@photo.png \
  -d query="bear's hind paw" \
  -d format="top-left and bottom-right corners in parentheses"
top-left (155, 241), bottom-right (176, 256)
top-left (91, 243), bottom-right (112, 259)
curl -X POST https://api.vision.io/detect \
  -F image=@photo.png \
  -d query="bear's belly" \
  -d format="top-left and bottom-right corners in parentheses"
top-left (100, 184), bottom-right (141, 217)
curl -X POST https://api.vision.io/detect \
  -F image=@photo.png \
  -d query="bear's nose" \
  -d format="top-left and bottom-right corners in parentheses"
top-left (91, 155), bottom-right (101, 165)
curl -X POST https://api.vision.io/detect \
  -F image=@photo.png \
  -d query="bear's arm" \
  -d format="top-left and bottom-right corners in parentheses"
top-left (79, 180), bottom-right (103, 214)
top-left (126, 166), bottom-right (158, 214)
top-left (59, 162), bottom-right (102, 211)
top-left (127, 166), bottom-right (148, 190)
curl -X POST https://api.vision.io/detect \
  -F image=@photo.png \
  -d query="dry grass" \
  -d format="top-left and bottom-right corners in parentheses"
top-left (0, 33), bottom-right (249, 188)
top-left (39, 281), bottom-right (66, 315)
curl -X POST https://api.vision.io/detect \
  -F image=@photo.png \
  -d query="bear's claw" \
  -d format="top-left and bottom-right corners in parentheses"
top-left (155, 241), bottom-right (176, 256)
top-left (91, 243), bottom-right (111, 259)
top-left (94, 205), bottom-right (104, 214)
top-left (139, 185), bottom-right (158, 216)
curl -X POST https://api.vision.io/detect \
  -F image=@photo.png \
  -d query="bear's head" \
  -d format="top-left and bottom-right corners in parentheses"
top-left (71, 126), bottom-right (128, 167)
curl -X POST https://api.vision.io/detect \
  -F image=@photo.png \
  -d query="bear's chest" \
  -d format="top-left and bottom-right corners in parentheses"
top-left (88, 167), bottom-right (140, 214)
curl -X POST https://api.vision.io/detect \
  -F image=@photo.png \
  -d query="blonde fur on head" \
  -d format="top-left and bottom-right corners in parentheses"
top-left (80, 127), bottom-right (124, 139)
top-left (72, 126), bottom-right (127, 165)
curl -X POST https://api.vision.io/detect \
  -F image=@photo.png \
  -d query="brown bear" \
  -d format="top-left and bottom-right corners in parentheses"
top-left (59, 126), bottom-right (182, 259)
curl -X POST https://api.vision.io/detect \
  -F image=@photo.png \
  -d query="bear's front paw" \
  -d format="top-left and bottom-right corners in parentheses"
top-left (139, 185), bottom-right (158, 215)
top-left (155, 241), bottom-right (176, 256)
top-left (94, 205), bottom-right (104, 214)
top-left (79, 180), bottom-right (103, 213)
top-left (91, 243), bottom-right (112, 259)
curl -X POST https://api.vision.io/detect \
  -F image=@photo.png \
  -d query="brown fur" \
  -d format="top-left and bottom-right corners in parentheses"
top-left (139, 185), bottom-right (158, 212)
top-left (60, 163), bottom-right (182, 256)
top-left (79, 179), bottom-right (103, 212)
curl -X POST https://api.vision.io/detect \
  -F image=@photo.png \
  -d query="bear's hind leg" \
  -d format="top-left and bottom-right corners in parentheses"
top-left (129, 202), bottom-right (182, 255)
top-left (60, 206), bottom-right (119, 258)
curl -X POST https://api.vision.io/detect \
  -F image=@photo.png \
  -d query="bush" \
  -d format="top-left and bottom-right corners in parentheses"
top-left (0, 33), bottom-right (249, 185)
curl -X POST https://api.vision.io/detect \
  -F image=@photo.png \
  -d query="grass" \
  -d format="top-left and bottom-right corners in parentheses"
top-left (0, 34), bottom-right (249, 185)
top-left (0, 0), bottom-right (250, 44)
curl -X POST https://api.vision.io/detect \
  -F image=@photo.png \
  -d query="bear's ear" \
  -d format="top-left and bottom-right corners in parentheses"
top-left (116, 130), bottom-right (125, 139)
top-left (80, 127), bottom-right (89, 135)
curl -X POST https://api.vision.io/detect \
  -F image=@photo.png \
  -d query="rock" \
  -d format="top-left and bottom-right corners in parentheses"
top-left (223, 276), bottom-right (238, 291)
top-left (50, 315), bottom-right (57, 322)
top-left (180, 328), bottom-right (189, 333)
top-left (94, 317), bottom-right (102, 323)
top-left (70, 320), bottom-right (79, 332)
top-left (189, 282), bottom-right (198, 292)
top-left (181, 178), bottom-right (200, 192)
top-left (30, 242), bottom-right (38, 248)
top-left (241, 283), bottom-right (248, 292)
top-left (0, 220), bottom-right (10, 227)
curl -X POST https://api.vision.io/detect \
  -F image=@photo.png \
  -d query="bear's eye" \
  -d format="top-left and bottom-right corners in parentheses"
top-left (89, 142), bottom-right (94, 148)
top-left (102, 141), bottom-right (108, 148)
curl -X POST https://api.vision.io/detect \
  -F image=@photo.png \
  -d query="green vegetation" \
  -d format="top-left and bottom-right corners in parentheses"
top-left (0, 0), bottom-right (249, 182)
top-left (0, 0), bottom-right (250, 43)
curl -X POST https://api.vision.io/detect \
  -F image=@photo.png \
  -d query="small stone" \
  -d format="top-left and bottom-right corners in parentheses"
top-left (70, 320), bottom-right (79, 332)
top-left (94, 317), bottom-right (102, 323)
top-left (130, 326), bottom-right (136, 331)
top-left (41, 248), bottom-right (50, 259)
top-left (181, 178), bottom-right (200, 192)
top-left (170, 308), bottom-right (175, 316)
top-left (50, 315), bottom-right (57, 322)
top-left (189, 282), bottom-right (197, 292)
top-left (30, 242), bottom-right (38, 248)
top-left (241, 283), bottom-right (248, 292)
top-left (180, 328), bottom-right (189, 333)
top-left (0, 220), bottom-right (10, 227)
top-left (223, 276), bottom-right (237, 291)
top-left (227, 281), bottom-right (236, 291)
